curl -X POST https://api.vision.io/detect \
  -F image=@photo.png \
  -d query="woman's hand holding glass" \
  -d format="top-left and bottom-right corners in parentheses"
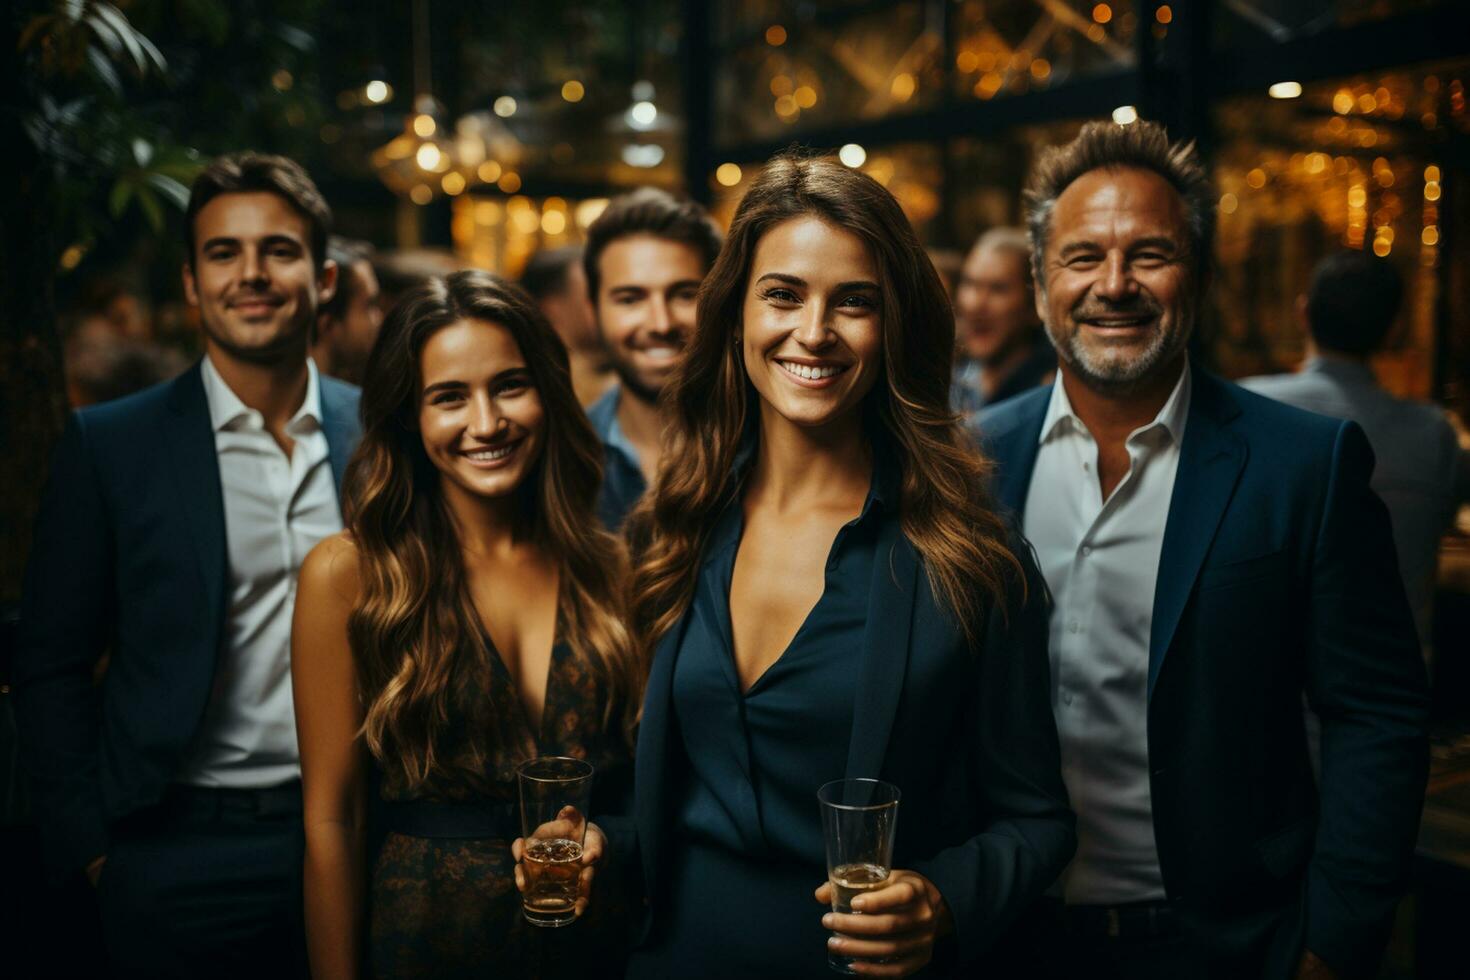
top-left (511, 813), bottom-right (606, 921)
top-left (815, 870), bottom-right (950, 977)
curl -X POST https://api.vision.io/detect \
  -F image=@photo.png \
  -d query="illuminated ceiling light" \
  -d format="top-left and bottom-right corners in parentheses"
top-left (765, 24), bottom-right (787, 46)
top-left (561, 80), bottom-right (585, 103)
top-left (629, 101), bottom-right (658, 129)
top-left (838, 143), bottom-right (867, 168)
top-left (715, 163), bottom-right (743, 186)
top-left (494, 96), bottom-right (517, 118)
top-left (416, 142), bottom-right (442, 170)
top-left (1112, 105), bottom-right (1138, 125)
top-left (622, 144), bottom-right (666, 168)
top-left (413, 114), bottom-right (436, 138)
top-left (1268, 81), bottom-right (1302, 99)
top-left (365, 80), bottom-right (391, 104)
top-left (409, 185), bottom-right (433, 206)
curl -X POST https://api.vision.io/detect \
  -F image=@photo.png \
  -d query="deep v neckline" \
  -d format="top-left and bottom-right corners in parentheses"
top-left (479, 622), bottom-right (560, 747)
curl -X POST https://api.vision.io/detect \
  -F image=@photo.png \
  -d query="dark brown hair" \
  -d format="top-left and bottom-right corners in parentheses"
top-left (1024, 120), bottom-right (1214, 289)
top-left (345, 270), bottom-right (639, 794)
top-left (581, 187), bottom-right (723, 298)
top-left (185, 151), bottom-right (332, 270)
top-left (627, 152), bottom-right (1021, 650)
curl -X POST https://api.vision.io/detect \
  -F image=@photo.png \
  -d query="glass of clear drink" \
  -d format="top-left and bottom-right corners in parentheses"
top-left (818, 778), bottom-right (901, 974)
top-left (517, 756), bottom-right (594, 928)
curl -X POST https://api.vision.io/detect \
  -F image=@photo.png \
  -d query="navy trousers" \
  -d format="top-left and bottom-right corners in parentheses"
top-left (96, 783), bottom-right (307, 979)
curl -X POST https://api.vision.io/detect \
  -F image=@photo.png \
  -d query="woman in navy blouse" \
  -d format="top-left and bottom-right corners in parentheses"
top-left (618, 153), bottom-right (1075, 977)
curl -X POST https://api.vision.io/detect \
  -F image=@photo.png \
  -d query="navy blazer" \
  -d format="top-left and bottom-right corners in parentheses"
top-left (624, 510), bottom-right (1077, 967)
top-left (974, 368), bottom-right (1429, 979)
top-left (13, 362), bottom-right (362, 875)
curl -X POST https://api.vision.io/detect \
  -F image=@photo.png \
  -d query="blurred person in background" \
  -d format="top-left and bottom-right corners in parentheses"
top-left (521, 244), bottom-right (614, 406)
top-left (582, 188), bottom-right (723, 529)
top-left (952, 227), bottom-right (1055, 415)
top-left (1243, 250), bottom-right (1470, 665)
top-left (14, 152), bottom-right (360, 979)
top-left (371, 247), bottom-right (464, 316)
top-left (311, 237), bottom-right (382, 386)
top-left (63, 306), bottom-right (188, 407)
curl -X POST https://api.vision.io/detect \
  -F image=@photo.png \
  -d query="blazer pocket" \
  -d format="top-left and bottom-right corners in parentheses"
top-left (1255, 816), bottom-right (1315, 879)
top-left (1197, 548), bottom-right (1287, 592)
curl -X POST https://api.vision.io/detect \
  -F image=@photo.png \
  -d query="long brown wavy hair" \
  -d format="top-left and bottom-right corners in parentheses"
top-left (627, 152), bottom-right (1021, 650)
top-left (345, 270), bottom-right (639, 795)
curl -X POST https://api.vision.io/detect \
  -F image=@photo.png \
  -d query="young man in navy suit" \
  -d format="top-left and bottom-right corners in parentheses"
top-left (973, 121), bottom-right (1428, 980)
top-left (14, 153), bottom-right (361, 978)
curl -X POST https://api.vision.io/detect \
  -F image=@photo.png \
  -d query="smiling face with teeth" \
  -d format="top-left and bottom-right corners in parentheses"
top-left (741, 215), bottom-right (884, 432)
top-left (1037, 166), bottom-right (1198, 395)
top-left (593, 234), bottom-right (707, 404)
top-left (417, 317), bottom-right (546, 509)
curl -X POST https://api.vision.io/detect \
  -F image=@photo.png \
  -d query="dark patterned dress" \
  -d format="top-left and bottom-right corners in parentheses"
top-left (368, 640), bottom-right (633, 979)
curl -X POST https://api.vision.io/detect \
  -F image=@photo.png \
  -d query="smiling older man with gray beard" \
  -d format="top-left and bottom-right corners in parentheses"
top-left (971, 119), bottom-right (1427, 980)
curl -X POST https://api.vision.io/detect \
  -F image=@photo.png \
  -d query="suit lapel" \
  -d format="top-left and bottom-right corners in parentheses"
top-left (1148, 370), bottom-right (1248, 699)
top-left (843, 522), bottom-right (920, 782)
top-left (163, 364), bottom-right (228, 629)
top-left (985, 392), bottom-right (1049, 517)
top-left (318, 378), bottom-right (358, 500)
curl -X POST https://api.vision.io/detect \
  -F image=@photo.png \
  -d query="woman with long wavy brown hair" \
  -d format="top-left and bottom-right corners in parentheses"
top-left (291, 270), bottom-right (640, 979)
top-left (622, 153), bottom-right (1075, 977)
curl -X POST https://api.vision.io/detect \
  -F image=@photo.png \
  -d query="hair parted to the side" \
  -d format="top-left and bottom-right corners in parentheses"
top-left (344, 270), bottom-right (641, 795)
top-left (1024, 120), bottom-right (1215, 290)
top-left (581, 187), bottom-right (724, 299)
top-left (626, 150), bottom-right (1023, 652)
top-left (185, 151), bottom-right (332, 269)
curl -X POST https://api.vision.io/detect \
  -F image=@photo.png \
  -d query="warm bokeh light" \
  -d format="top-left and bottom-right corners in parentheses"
top-left (497, 171), bottom-right (522, 193)
top-left (561, 80), bottom-right (584, 102)
top-left (838, 143), bottom-right (866, 168)
top-left (494, 96), bottom-right (517, 117)
top-left (415, 142), bottom-right (441, 171)
top-left (1246, 168), bottom-right (1267, 189)
top-left (1156, 5), bottom-right (1173, 24)
top-left (1093, 4), bottom-right (1112, 25)
top-left (891, 73), bottom-right (916, 102)
top-left (1333, 90), bottom-right (1354, 114)
top-left (1425, 165), bottom-right (1441, 182)
top-left (1268, 81), bottom-right (1302, 99)
top-left (1112, 105), bottom-right (1138, 125)
top-left (409, 185), bottom-right (432, 206)
top-left (477, 160), bottom-right (502, 183)
top-left (765, 24), bottom-right (787, 46)
top-left (794, 85), bottom-right (817, 108)
top-left (413, 114), bottom-right (436, 138)
top-left (365, 80), bottom-right (390, 104)
top-left (441, 172), bottom-right (466, 196)
top-left (541, 210), bottom-right (567, 235)
top-left (716, 163), bottom-right (742, 186)
top-left (1219, 193), bottom-right (1238, 215)
top-left (630, 101), bottom-right (658, 126)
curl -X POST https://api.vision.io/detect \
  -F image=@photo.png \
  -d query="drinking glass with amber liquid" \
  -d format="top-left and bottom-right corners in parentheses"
top-left (818, 778), bottom-right (901, 974)
top-left (517, 756), bottom-right (594, 928)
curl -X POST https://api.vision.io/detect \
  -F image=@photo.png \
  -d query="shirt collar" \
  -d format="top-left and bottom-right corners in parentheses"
top-left (201, 354), bottom-right (323, 434)
top-left (591, 385), bottom-right (643, 472)
top-left (1038, 359), bottom-right (1192, 446)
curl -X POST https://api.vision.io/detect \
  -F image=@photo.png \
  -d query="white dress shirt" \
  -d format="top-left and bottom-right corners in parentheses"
top-left (175, 356), bottom-right (342, 788)
top-left (1023, 364), bottom-right (1191, 905)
